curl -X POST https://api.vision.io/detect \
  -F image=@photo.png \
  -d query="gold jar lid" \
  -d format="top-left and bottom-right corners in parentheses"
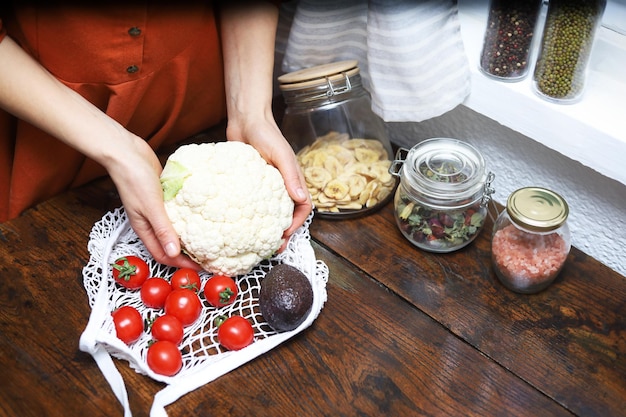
top-left (506, 187), bottom-right (569, 232)
top-left (278, 60), bottom-right (359, 91)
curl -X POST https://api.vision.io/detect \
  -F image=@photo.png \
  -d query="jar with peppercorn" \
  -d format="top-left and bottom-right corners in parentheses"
top-left (388, 138), bottom-right (495, 253)
top-left (278, 60), bottom-right (396, 219)
top-left (533, 0), bottom-right (607, 103)
top-left (479, 0), bottom-right (544, 81)
top-left (491, 187), bottom-right (571, 294)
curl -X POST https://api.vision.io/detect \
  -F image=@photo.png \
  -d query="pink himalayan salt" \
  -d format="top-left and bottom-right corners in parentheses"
top-left (492, 224), bottom-right (568, 289)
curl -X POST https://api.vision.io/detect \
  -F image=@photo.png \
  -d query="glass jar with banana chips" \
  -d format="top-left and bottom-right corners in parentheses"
top-left (278, 60), bottom-right (396, 218)
top-left (297, 131), bottom-right (396, 216)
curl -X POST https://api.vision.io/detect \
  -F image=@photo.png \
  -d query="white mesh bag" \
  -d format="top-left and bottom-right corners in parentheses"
top-left (79, 207), bottom-right (328, 417)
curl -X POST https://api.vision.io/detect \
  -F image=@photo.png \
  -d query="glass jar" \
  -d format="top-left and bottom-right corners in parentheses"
top-left (479, 0), bottom-right (543, 81)
top-left (278, 60), bottom-right (396, 219)
top-left (532, 0), bottom-right (607, 103)
top-left (388, 138), bottom-right (495, 253)
top-left (492, 187), bottom-right (571, 294)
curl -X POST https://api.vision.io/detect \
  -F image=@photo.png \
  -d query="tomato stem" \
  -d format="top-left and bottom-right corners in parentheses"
top-left (214, 315), bottom-right (227, 328)
top-left (182, 283), bottom-right (199, 292)
top-left (112, 257), bottom-right (137, 281)
top-left (219, 287), bottom-right (235, 304)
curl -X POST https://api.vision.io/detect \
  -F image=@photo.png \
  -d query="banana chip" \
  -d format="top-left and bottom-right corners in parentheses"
top-left (304, 166), bottom-right (332, 189)
top-left (323, 155), bottom-right (343, 178)
top-left (354, 148), bottom-right (381, 164)
top-left (344, 174), bottom-right (367, 198)
top-left (296, 132), bottom-right (397, 213)
top-left (323, 179), bottom-right (350, 200)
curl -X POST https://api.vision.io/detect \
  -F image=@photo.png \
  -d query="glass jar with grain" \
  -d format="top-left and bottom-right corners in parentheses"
top-left (492, 187), bottom-right (571, 294)
top-left (532, 0), bottom-right (607, 103)
top-left (479, 0), bottom-right (544, 81)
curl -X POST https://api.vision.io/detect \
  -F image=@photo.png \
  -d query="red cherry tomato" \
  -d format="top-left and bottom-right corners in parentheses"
top-left (164, 289), bottom-right (202, 326)
top-left (146, 340), bottom-right (183, 376)
top-left (151, 315), bottom-right (184, 345)
top-left (216, 316), bottom-right (254, 351)
top-left (140, 277), bottom-right (172, 309)
top-left (112, 306), bottom-right (143, 345)
top-left (112, 256), bottom-right (150, 289)
top-left (170, 268), bottom-right (202, 293)
top-left (204, 275), bottom-right (238, 307)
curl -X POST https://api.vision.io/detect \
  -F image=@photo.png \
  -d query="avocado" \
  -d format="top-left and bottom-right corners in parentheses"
top-left (259, 264), bottom-right (314, 332)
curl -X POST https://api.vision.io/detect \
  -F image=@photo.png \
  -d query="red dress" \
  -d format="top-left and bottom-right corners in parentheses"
top-left (0, 3), bottom-right (228, 221)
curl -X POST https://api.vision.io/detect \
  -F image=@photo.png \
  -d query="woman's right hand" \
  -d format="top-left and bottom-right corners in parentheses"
top-left (104, 134), bottom-right (201, 270)
top-left (0, 35), bottom-right (198, 269)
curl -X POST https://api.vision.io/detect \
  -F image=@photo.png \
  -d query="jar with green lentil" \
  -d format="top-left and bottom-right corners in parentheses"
top-left (479, 0), bottom-right (543, 81)
top-left (388, 138), bottom-right (495, 253)
top-left (533, 0), bottom-right (607, 103)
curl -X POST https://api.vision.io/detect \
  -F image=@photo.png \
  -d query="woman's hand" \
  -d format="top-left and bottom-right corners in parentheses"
top-left (0, 36), bottom-right (197, 269)
top-left (104, 135), bottom-right (200, 270)
top-left (226, 116), bottom-right (312, 247)
top-left (219, 1), bottom-right (312, 246)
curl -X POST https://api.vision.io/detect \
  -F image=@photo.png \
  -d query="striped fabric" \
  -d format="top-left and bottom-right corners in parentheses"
top-left (276, 0), bottom-right (471, 122)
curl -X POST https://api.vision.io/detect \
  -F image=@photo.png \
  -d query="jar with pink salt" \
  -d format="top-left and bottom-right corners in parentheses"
top-left (491, 187), bottom-right (571, 294)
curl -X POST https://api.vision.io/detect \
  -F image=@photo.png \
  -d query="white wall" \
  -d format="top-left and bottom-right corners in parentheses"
top-left (387, 105), bottom-right (626, 278)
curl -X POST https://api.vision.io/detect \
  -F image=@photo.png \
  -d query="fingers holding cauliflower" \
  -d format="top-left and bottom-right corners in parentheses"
top-left (160, 142), bottom-right (294, 276)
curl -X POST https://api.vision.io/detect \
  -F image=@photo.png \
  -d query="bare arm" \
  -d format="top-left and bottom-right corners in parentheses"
top-left (219, 1), bottom-right (312, 242)
top-left (0, 36), bottom-right (197, 269)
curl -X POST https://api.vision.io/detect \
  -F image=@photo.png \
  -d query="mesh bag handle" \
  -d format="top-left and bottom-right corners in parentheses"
top-left (79, 208), bottom-right (328, 416)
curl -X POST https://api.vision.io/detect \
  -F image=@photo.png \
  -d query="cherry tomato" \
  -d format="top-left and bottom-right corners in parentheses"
top-left (216, 316), bottom-right (254, 351)
top-left (204, 275), bottom-right (238, 307)
top-left (164, 289), bottom-right (202, 326)
top-left (170, 268), bottom-right (202, 293)
top-left (112, 256), bottom-right (150, 289)
top-left (140, 277), bottom-right (172, 309)
top-left (112, 306), bottom-right (144, 345)
top-left (151, 315), bottom-right (184, 345)
top-left (146, 340), bottom-right (183, 376)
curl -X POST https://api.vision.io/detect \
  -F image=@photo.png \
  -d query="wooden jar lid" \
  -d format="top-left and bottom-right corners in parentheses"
top-left (278, 60), bottom-right (359, 91)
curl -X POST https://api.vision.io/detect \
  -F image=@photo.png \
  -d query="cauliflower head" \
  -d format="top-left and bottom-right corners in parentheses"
top-left (160, 142), bottom-right (294, 276)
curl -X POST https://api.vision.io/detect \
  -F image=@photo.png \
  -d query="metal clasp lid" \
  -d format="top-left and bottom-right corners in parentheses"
top-left (481, 172), bottom-right (496, 207)
top-left (482, 171), bottom-right (499, 222)
top-left (388, 147), bottom-right (410, 177)
top-left (325, 71), bottom-right (352, 97)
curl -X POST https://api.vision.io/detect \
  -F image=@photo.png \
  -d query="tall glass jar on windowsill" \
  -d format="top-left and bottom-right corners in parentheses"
top-left (479, 0), bottom-right (543, 82)
top-left (533, 0), bottom-right (607, 103)
top-left (278, 60), bottom-right (396, 219)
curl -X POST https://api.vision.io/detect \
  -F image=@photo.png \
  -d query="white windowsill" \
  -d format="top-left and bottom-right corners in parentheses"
top-left (457, 0), bottom-right (626, 187)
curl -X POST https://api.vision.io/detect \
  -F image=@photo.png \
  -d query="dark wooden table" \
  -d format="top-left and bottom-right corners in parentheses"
top-left (1, 175), bottom-right (625, 417)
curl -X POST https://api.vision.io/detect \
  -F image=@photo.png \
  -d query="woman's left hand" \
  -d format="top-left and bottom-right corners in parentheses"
top-left (219, 1), bottom-right (312, 249)
top-left (226, 116), bottom-right (312, 249)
